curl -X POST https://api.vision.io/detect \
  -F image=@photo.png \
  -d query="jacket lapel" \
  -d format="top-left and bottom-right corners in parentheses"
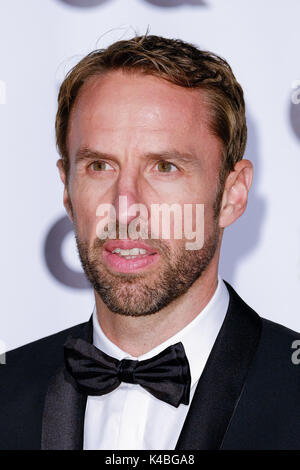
top-left (175, 281), bottom-right (262, 450)
top-left (41, 319), bottom-right (93, 450)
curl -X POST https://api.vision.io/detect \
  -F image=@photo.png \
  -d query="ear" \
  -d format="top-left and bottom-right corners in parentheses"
top-left (218, 159), bottom-right (253, 229)
top-left (56, 159), bottom-right (73, 222)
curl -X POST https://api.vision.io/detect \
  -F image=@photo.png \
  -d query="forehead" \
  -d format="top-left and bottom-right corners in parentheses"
top-left (67, 69), bottom-right (219, 160)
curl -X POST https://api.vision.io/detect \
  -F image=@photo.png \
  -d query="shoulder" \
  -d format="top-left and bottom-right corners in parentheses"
top-left (222, 282), bottom-right (300, 449)
top-left (260, 315), bottom-right (300, 343)
top-left (0, 321), bottom-right (90, 449)
top-left (224, 280), bottom-right (300, 380)
top-left (256, 316), bottom-right (300, 374)
top-left (0, 321), bottom-right (90, 387)
top-left (225, 279), bottom-right (300, 341)
top-left (229, 284), bottom-right (300, 390)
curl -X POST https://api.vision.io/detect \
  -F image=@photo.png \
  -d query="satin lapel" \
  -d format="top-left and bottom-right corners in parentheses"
top-left (175, 281), bottom-right (262, 450)
top-left (41, 318), bottom-right (93, 450)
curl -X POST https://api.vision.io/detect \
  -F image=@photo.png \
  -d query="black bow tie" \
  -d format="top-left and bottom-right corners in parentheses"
top-left (64, 337), bottom-right (191, 408)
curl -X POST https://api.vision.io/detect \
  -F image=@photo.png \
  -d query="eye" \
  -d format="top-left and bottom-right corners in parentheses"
top-left (90, 161), bottom-right (114, 171)
top-left (155, 161), bottom-right (178, 173)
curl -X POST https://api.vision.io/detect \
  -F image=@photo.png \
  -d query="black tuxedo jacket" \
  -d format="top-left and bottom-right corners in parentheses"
top-left (1, 281), bottom-right (300, 450)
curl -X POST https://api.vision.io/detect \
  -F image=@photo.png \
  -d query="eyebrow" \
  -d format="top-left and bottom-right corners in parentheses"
top-left (75, 147), bottom-right (114, 164)
top-left (144, 150), bottom-right (199, 166)
top-left (75, 146), bottom-right (201, 169)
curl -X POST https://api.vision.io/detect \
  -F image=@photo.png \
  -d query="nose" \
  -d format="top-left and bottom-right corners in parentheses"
top-left (113, 168), bottom-right (144, 227)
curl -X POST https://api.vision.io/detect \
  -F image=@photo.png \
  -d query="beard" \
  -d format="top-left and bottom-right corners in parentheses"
top-left (74, 218), bottom-right (220, 317)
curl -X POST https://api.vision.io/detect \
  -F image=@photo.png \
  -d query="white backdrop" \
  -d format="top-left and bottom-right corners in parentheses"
top-left (1, 0), bottom-right (300, 351)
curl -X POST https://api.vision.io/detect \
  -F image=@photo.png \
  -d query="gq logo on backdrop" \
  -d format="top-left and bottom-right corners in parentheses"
top-left (44, 216), bottom-right (90, 289)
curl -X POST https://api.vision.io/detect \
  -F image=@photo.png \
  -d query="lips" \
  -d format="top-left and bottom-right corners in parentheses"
top-left (102, 239), bottom-right (159, 273)
top-left (103, 239), bottom-right (158, 255)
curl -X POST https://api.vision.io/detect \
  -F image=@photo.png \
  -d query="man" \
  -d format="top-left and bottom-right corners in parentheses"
top-left (1, 34), bottom-right (299, 451)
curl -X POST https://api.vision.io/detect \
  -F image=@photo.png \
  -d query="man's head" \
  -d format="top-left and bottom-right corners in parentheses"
top-left (56, 34), bottom-right (252, 317)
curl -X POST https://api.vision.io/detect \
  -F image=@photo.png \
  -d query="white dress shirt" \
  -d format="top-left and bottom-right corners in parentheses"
top-left (83, 277), bottom-right (229, 450)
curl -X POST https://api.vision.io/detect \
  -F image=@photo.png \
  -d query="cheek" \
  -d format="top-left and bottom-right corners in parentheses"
top-left (147, 181), bottom-right (216, 239)
top-left (71, 186), bottom-right (100, 241)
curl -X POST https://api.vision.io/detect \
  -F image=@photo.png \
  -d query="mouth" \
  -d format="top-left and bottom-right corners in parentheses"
top-left (102, 239), bottom-right (159, 273)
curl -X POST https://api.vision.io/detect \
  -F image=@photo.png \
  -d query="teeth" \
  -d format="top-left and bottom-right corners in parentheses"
top-left (111, 247), bottom-right (148, 256)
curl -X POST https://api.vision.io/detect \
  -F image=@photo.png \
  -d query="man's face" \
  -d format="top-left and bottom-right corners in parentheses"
top-left (63, 70), bottom-right (224, 316)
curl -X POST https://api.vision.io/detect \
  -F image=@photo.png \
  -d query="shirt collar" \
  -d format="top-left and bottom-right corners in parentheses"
top-left (92, 276), bottom-right (229, 387)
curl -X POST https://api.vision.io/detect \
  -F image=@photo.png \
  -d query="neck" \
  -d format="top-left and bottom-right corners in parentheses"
top-left (94, 263), bottom-right (219, 357)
